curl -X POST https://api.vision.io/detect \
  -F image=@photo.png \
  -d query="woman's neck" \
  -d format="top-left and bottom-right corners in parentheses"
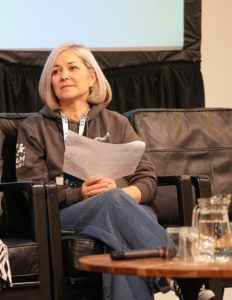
top-left (60, 103), bottom-right (90, 121)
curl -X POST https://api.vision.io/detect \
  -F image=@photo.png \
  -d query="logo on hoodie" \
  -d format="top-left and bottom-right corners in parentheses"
top-left (16, 143), bottom-right (26, 169)
top-left (94, 132), bottom-right (110, 142)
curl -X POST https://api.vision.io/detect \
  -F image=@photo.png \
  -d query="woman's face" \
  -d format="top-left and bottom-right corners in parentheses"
top-left (51, 49), bottom-right (96, 104)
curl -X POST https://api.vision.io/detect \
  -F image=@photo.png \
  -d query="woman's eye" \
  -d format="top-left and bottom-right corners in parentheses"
top-left (70, 65), bottom-right (78, 71)
top-left (52, 69), bottom-right (59, 75)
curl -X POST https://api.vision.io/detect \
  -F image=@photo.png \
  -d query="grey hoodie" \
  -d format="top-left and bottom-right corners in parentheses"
top-left (16, 104), bottom-right (157, 209)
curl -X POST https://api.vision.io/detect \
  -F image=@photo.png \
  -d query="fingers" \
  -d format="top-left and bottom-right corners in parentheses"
top-left (85, 176), bottom-right (104, 185)
top-left (98, 178), bottom-right (116, 187)
top-left (81, 177), bottom-right (117, 199)
top-left (81, 181), bottom-right (108, 199)
top-left (85, 177), bottom-right (115, 185)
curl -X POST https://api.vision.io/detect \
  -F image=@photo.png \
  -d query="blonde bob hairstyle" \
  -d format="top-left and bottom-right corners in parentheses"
top-left (39, 42), bottom-right (112, 110)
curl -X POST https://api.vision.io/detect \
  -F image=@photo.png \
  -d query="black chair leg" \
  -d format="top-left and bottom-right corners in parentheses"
top-left (208, 279), bottom-right (225, 300)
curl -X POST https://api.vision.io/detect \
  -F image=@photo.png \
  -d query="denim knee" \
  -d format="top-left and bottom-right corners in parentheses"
top-left (99, 188), bottom-right (136, 210)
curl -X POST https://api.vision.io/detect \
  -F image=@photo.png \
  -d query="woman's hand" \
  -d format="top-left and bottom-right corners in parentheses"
top-left (81, 176), bottom-right (116, 199)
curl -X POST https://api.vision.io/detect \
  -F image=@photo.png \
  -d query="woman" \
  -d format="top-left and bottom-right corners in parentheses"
top-left (15, 42), bottom-right (169, 300)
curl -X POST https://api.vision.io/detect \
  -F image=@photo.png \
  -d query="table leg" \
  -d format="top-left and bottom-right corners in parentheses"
top-left (174, 278), bottom-right (206, 300)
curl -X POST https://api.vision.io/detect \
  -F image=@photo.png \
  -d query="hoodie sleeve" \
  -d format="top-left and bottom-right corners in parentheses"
top-left (116, 117), bottom-right (158, 206)
top-left (16, 120), bottom-right (49, 181)
top-left (16, 118), bottom-right (84, 208)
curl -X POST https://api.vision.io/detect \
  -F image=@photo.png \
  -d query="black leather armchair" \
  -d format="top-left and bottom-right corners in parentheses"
top-left (44, 124), bottom-right (196, 299)
top-left (0, 113), bottom-right (105, 300)
top-left (45, 175), bottom-right (195, 300)
top-left (0, 114), bottom-right (51, 300)
top-left (125, 108), bottom-right (215, 226)
top-left (126, 108), bottom-right (232, 300)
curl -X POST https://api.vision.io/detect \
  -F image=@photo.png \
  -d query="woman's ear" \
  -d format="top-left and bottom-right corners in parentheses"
top-left (89, 70), bottom-right (97, 87)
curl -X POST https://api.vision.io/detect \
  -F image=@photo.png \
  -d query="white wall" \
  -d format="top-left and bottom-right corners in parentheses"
top-left (201, 0), bottom-right (232, 107)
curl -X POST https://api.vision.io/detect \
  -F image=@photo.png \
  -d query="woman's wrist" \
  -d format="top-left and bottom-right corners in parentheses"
top-left (121, 186), bottom-right (141, 202)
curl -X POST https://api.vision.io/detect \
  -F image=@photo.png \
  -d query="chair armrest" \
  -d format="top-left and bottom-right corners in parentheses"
top-left (157, 175), bottom-right (213, 225)
top-left (45, 182), bottom-right (65, 300)
top-left (0, 180), bottom-right (43, 192)
top-left (190, 175), bottom-right (212, 199)
top-left (157, 175), bottom-right (195, 226)
top-left (0, 181), bottom-right (47, 237)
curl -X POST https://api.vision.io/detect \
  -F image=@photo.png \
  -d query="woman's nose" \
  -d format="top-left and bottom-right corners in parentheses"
top-left (60, 71), bottom-right (69, 80)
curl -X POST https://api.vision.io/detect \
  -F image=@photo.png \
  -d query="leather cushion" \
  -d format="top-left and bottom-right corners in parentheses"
top-left (62, 234), bottom-right (104, 273)
top-left (3, 238), bottom-right (39, 280)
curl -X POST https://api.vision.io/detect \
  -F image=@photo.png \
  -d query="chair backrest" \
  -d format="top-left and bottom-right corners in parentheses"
top-left (126, 108), bottom-right (232, 225)
top-left (0, 113), bottom-right (35, 236)
top-left (0, 113), bottom-right (36, 182)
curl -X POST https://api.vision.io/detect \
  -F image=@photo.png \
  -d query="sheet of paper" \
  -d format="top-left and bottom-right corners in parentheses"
top-left (63, 130), bottom-right (145, 181)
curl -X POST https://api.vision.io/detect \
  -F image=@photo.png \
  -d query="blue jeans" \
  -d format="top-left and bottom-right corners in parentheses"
top-left (60, 188), bottom-right (167, 300)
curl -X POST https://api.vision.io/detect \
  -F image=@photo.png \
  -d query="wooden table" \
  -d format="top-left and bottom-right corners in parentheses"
top-left (79, 254), bottom-right (232, 300)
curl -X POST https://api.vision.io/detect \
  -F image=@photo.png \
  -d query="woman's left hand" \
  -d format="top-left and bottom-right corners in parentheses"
top-left (81, 176), bottom-right (116, 199)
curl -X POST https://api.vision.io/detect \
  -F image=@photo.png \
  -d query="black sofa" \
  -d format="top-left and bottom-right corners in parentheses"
top-left (2, 108), bottom-right (232, 300)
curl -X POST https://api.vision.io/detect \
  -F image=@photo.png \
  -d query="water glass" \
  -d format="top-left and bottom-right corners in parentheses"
top-left (166, 226), bottom-right (198, 261)
top-left (166, 227), bottom-right (180, 259)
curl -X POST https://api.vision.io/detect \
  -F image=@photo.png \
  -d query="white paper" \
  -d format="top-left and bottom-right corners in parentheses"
top-left (63, 130), bottom-right (145, 181)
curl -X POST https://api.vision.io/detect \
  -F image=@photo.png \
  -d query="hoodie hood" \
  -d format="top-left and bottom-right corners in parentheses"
top-left (38, 103), bottom-right (106, 122)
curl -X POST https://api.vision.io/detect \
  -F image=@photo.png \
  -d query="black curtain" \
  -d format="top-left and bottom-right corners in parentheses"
top-left (106, 61), bottom-right (204, 112)
top-left (0, 62), bottom-right (43, 112)
top-left (0, 60), bottom-right (204, 114)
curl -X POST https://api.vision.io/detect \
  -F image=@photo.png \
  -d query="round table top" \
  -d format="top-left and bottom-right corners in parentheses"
top-left (79, 254), bottom-right (232, 278)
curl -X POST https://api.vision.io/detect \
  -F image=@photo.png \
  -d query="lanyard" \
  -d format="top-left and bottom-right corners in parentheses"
top-left (60, 112), bottom-right (88, 145)
top-left (58, 111), bottom-right (88, 186)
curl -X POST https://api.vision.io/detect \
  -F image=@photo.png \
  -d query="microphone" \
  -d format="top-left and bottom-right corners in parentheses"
top-left (110, 246), bottom-right (176, 260)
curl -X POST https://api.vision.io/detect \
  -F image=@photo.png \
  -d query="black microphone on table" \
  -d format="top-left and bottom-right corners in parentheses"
top-left (110, 246), bottom-right (176, 260)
